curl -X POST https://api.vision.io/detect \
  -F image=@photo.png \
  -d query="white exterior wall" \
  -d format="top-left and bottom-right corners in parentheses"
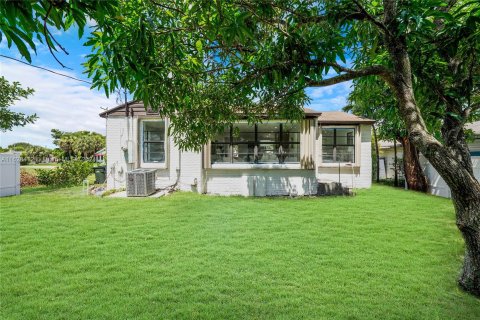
top-left (379, 147), bottom-right (404, 180)
top-left (105, 116), bottom-right (202, 192)
top-left (420, 138), bottom-right (480, 198)
top-left (106, 117), bottom-right (373, 195)
top-left (205, 169), bottom-right (316, 196)
top-left (315, 124), bottom-right (372, 189)
top-left (0, 154), bottom-right (20, 197)
top-left (105, 117), bottom-right (129, 190)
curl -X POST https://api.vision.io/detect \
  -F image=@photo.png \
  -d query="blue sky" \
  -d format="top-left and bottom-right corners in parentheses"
top-left (0, 27), bottom-right (352, 148)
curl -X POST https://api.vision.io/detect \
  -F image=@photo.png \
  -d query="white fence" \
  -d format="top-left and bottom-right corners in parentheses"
top-left (0, 154), bottom-right (20, 197)
top-left (422, 157), bottom-right (480, 198)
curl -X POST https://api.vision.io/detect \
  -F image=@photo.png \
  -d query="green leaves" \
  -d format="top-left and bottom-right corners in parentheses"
top-left (195, 39), bottom-right (203, 52)
top-left (0, 0), bottom-right (119, 66)
top-left (4, 0), bottom-right (475, 149)
top-left (3, 29), bottom-right (32, 62)
top-left (0, 76), bottom-right (36, 131)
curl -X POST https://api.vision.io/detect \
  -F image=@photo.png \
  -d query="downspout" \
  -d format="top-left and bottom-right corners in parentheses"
top-left (372, 123), bottom-right (380, 183)
top-left (315, 120), bottom-right (320, 195)
top-left (124, 90), bottom-right (134, 171)
top-left (104, 106), bottom-right (110, 188)
top-left (394, 139), bottom-right (398, 187)
top-left (177, 146), bottom-right (181, 187)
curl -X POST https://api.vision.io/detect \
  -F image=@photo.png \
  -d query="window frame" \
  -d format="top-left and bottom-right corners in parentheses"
top-left (319, 125), bottom-right (360, 167)
top-left (139, 118), bottom-right (167, 168)
top-left (210, 121), bottom-right (301, 167)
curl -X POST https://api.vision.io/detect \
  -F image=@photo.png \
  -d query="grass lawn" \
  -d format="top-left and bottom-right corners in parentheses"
top-left (0, 186), bottom-right (478, 319)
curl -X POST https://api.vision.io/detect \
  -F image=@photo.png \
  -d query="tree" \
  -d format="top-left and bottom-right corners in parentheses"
top-left (24, 145), bottom-right (51, 164)
top-left (0, 76), bottom-right (36, 131)
top-left (0, 0), bottom-right (118, 66)
top-left (346, 77), bottom-right (431, 191)
top-left (51, 129), bottom-right (105, 159)
top-left (71, 132), bottom-right (105, 158)
top-left (7, 142), bottom-right (34, 152)
top-left (4, 0), bottom-right (480, 296)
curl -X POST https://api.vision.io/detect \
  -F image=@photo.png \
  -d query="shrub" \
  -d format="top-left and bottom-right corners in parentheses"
top-left (20, 169), bottom-right (38, 187)
top-left (36, 160), bottom-right (93, 186)
top-left (20, 152), bottom-right (30, 165)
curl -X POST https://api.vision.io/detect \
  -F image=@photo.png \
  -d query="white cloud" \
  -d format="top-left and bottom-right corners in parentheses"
top-left (86, 18), bottom-right (97, 28)
top-left (305, 81), bottom-right (353, 111)
top-left (0, 60), bottom-right (117, 148)
top-left (308, 96), bottom-right (348, 111)
top-left (306, 86), bottom-right (334, 98)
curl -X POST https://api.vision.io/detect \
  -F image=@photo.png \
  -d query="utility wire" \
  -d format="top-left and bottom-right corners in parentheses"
top-left (0, 54), bottom-right (92, 85)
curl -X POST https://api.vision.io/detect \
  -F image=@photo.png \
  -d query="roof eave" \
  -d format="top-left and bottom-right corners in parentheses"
top-left (99, 100), bottom-right (139, 118)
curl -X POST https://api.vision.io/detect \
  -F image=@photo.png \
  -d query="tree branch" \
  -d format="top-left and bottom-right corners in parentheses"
top-left (43, 4), bottom-right (71, 69)
top-left (352, 0), bottom-right (390, 34)
top-left (307, 65), bottom-right (391, 87)
top-left (149, 0), bottom-right (185, 15)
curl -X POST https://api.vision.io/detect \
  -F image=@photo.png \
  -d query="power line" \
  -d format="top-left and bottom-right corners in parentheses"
top-left (0, 54), bottom-right (92, 85)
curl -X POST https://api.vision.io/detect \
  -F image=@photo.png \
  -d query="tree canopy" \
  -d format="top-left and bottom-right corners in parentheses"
top-left (51, 129), bottom-right (105, 159)
top-left (2, 1), bottom-right (478, 147)
top-left (0, 0), bottom-right (117, 66)
top-left (81, 0), bottom-right (479, 150)
top-left (0, 76), bottom-right (36, 131)
top-left (2, 0), bottom-right (480, 295)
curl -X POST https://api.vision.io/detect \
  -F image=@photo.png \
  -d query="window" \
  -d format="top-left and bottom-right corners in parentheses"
top-left (211, 122), bottom-right (300, 164)
top-left (322, 127), bottom-right (355, 163)
top-left (141, 120), bottom-right (165, 163)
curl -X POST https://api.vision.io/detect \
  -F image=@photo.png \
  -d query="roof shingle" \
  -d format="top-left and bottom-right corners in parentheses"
top-left (317, 111), bottom-right (375, 124)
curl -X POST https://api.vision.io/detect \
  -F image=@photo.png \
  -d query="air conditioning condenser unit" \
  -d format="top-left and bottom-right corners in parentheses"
top-left (126, 169), bottom-right (156, 197)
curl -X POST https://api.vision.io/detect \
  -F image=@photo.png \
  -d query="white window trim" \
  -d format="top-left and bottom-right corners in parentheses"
top-left (139, 118), bottom-right (168, 169)
top-left (211, 163), bottom-right (301, 170)
top-left (318, 124), bottom-right (361, 168)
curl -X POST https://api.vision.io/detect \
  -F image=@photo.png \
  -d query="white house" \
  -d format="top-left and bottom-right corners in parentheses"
top-left (94, 148), bottom-right (106, 163)
top-left (100, 102), bottom-right (374, 196)
top-left (378, 140), bottom-right (404, 180)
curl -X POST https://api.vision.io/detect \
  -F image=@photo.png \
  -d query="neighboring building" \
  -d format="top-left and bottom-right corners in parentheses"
top-left (100, 102), bottom-right (374, 196)
top-left (378, 121), bottom-right (480, 198)
top-left (378, 140), bottom-right (404, 180)
top-left (94, 148), bottom-right (106, 163)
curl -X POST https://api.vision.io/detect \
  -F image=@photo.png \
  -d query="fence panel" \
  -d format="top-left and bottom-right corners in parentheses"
top-left (0, 154), bottom-right (20, 197)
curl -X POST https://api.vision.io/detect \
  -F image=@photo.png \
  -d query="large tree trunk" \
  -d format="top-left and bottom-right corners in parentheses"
top-left (399, 136), bottom-right (428, 192)
top-left (383, 0), bottom-right (480, 296)
top-left (453, 188), bottom-right (480, 295)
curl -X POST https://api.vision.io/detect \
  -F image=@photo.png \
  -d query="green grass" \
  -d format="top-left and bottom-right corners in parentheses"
top-left (0, 186), bottom-right (478, 319)
top-left (21, 164), bottom-right (57, 170)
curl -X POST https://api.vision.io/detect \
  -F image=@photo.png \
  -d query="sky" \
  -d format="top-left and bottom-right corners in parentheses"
top-left (0, 27), bottom-right (353, 149)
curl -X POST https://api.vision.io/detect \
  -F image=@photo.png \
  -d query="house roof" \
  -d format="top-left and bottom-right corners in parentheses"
top-left (99, 101), bottom-right (322, 118)
top-left (99, 101), bottom-right (147, 118)
top-left (99, 102), bottom-right (374, 125)
top-left (378, 140), bottom-right (402, 149)
top-left (317, 111), bottom-right (375, 124)
top-left (94, 148), bottom-right (106, 155)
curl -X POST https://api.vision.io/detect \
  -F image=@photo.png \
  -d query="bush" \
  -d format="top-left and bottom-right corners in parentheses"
top-left (20, 169), bottom-right (38, 187)
top-left (36, 160), bottom-right (93, 186)
top-left (20, 152), bottom-right (30, 165)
